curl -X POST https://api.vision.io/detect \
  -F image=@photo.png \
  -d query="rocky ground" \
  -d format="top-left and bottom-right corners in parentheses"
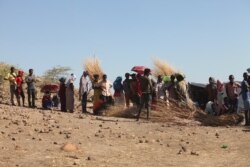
top-left (0, 103), bottom-right (250, 167)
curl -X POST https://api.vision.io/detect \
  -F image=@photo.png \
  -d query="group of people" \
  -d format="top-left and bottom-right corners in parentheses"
top-left (205, 72), bottom-right (250, 126)
top-left (4, 67), bottom-right (36, 108)
top-left (3, 66), bottom-right (250, 124)
top-left (77, 68), bottom-right (188, 121)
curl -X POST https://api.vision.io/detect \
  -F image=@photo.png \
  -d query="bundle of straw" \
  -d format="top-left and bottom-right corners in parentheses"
top-left (152, 57), bottom-right (194, 109)
top-left (84, 57), bottom-right (104, 81)
top-left (152, 58), bottom-right (176, 77)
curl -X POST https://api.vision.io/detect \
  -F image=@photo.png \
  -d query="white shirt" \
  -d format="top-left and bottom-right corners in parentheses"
top-left (101, 80), bottom-right (112, 96)
top-left (79, 76), bottom-right (90, 95)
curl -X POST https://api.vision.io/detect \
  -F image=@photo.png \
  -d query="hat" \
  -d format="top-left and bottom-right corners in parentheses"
top-left (247, 68), bottom-right (250, 74)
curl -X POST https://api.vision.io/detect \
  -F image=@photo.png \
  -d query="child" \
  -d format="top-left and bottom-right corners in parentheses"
top-left (42, 91), bottom-right (53, 109)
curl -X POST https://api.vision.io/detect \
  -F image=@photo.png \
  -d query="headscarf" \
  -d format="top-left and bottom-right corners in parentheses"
top-left (217, 80), bottom-right (224, 92)
top-left (113, 76), bottom-right (123, 91)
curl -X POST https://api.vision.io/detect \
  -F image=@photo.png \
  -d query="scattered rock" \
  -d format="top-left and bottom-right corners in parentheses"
top-left (139, 140), bottom-right (144, 143)
top-left (87, 156), bottom-right (91, 161)
top-left (61, 143), bottom-right (78, 152)
top-left (191, 151), bottom-right (199, 156)
top-left (215, 133), bottom-right (220, 138)
top-left (181, 145), bottom-right (187, 152)
top-left (54, 142), bottom-right (58, 145)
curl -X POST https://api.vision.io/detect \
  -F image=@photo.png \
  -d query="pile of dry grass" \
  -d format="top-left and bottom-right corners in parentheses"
top-left (152, 58), bottom-right (176, 77)
top-left (105, 100), bottom-right (241, 126)
top-left (152, 57), bottom-right (195, 109)
top-left (84, 57), bottom-right (104, 81)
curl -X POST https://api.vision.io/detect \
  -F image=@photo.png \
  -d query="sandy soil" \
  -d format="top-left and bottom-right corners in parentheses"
top-left (0, 103), bottom-right (249, 167)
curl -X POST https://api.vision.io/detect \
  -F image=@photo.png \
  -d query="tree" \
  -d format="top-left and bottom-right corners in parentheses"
top-left (43, 66), bottom-right (71, 82)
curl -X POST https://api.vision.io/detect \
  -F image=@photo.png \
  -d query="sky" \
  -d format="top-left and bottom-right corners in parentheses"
top-left (1, 0), bottom-right (250, 85)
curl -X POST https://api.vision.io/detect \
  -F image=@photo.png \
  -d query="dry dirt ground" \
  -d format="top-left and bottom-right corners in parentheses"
top-left (0, 103), bottom-right (250, 167)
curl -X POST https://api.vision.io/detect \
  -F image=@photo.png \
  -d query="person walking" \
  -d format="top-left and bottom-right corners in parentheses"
top-left (137, 68), bottom-right (153, 121)
top-left (25, 69), bottom-right (36, 108)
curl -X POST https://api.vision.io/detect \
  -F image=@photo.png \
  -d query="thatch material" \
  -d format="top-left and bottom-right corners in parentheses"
top-left (84, 57), bottom-right (104, 81)
top-left (152, 57), bottom-right (195, 109)
top-left (152, 58), bottom-right (176, 77)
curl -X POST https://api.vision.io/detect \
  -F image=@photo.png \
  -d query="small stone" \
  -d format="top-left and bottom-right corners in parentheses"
top-left (99, 124), bottom-right (103, 128)
top-left (215, 133), bottom-right (220, 138)
top-left (61, 143), bottom-right (78, 152)
top-left (54, 142), bottom-right (58, 145)
top-left (191, 151), bottom-right (199, 156)
top-left (181, 145), bottom-right (187, 152)
top-left (32, 137), bottom-right (36, 140)
top-left (87, 157), bottom-right (91, 161)
top-left (12, 137), bottom-right (16, 141)
top-left (139, 140), bottom-right (144, 143)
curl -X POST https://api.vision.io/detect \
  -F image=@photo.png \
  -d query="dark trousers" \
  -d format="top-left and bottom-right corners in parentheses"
top-left (10, 85), bottom-right (16, 105)
top-left (137, 93), bottom-right (151, 121)
top-left (28, 89), bottom-right (36, 107)
top-left (17, 90), bottom-right (25, 106)
top-left (81, 92), bottom-right (88, 113)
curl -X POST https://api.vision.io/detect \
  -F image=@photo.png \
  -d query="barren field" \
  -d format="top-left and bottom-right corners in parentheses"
top-left (0, 103), bottom-right (249, 167)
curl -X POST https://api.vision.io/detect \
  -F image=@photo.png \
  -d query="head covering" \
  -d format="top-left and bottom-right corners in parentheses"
top-left (113, 76), bottom-right (123, 91)
top-left (18, 70), bottom-right (24, 77)
top-left (217, 80), bottom-right (224, 92)
top-left (59, 77), bottom-right (66, 83)
top-left (247, 68), bottom-right (250, 74)
top-left (209, 77), bottom-right (216, 84)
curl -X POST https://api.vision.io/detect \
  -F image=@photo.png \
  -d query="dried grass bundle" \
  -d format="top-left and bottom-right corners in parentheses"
top-left (153, 57), bottom-right (195, 109)
top-left (152, 58), bottom-right (176, 77)
top-left (84, 57), bottom-right (104, 81)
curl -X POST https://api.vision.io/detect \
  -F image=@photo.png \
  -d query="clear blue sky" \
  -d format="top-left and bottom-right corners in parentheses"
top-left (1, 0), bottom-right (250, 84)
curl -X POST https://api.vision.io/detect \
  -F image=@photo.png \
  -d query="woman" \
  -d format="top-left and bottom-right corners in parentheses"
top-left (59, 77), bottom-right (66, 112)
top-left (66, 74), bottom-right (76, 113)
top-left (113, 76), bottom-right (124, 106)
top-left (92, 74), bottom-right (102, 115)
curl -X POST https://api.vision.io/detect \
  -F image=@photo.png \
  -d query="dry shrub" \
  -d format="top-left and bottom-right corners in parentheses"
top-left (84, 57), bottom-right (104, 81)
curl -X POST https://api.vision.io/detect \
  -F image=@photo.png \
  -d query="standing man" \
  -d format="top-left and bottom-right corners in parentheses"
top-left (4, 67), bottom-right (17, 105)
top-left (226, 75), bottom-right (240, 113)
top-left (100, 74), bottom-right (113, 108)
top-left (123, 73), bottom-right (131, 107)
top-left (79, 71), bottom-right (90, 113)
top-left (25, 69), bottom-right (36, 108)
top-left (241, 72), bottom-right (250, 126)
top-left (206, 77), bottom-right (217, 102)
top-left (137, 68), bottom-right (152, 121)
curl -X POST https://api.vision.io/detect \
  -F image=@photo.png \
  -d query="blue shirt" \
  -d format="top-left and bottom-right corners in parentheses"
top-left (241, 80), bottom-right (250, 101)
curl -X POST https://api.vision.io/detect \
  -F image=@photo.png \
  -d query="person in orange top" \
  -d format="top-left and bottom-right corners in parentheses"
top-left (15, 71), bottom-right (25, 106)
top-left (225, 75), bottom-right (240, 113)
